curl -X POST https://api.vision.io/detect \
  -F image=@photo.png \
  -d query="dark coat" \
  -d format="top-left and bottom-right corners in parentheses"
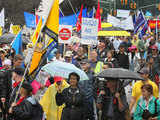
top-left (10, 97), bottom-right (43, 120)
top-left (115, 52), bottom-right (129, 69)
top-left (0, 69), bottom-right (8, 98)
top-left (56, 87), bottom-right (87, 120)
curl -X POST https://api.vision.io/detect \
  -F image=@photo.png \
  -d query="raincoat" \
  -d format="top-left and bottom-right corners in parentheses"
top-left (40, 80), bottom-right (69, 120)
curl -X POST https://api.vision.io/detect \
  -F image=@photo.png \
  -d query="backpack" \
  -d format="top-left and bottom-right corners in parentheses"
top-left (27, 97), bottom-right (44, 120)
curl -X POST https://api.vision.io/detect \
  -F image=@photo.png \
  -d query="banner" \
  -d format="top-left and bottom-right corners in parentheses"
top-left (117, 9), bottom-right (130, 18)
top-left (149, 20), bottom-right (160, 29)
top-left (107, 15), bottom-right (120, 27)
top-left (58, 25), bottom-right (72, 44)
top-left (81, 18), bottom-right (98, 45)
top-left (120, 16), bottom-right (134, 30)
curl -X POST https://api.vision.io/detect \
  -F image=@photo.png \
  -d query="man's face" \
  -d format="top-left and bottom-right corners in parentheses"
top-left (99, 42), bottom-right (105, 48)
top-left (90, 51), bottom-right (97, 61)
top-left (13, 60), bottom-right (23, 67)
top-left (65, 56), bottom-right (72, 63)
top-left (77, 47), bottom-right (84, 56)
top-left (81, 62), bottom-right (89, 71)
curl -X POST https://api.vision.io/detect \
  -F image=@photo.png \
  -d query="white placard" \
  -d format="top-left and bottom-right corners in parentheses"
top-left (81, 18), bottom-right (98, 45)
top-left (120, 16), bottom-right (134, 30)
top-left (58, 25), bottom-right (72, 44)
top-left (117, 9), bottom-right (130, 18)
top-left (107, 14), bottom-right (120, 27)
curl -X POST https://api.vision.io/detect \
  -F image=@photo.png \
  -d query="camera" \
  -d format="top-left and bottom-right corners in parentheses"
top-left (56, 81), bottom-right (61, 86)
top-left (142, 109), bottom-right (152, 120)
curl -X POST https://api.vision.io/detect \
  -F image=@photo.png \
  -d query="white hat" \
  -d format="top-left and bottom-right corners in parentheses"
top-left (64, 51), bottom-right (73, 57)
top-left (3, 59), bottom-right (11, 66)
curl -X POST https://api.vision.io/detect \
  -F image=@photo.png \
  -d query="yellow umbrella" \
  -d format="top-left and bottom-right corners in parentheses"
top-left (101, 22), bottom-right (112, 28)
top-left (98, 27), bottom-right (131, 37)
top-left (98, 31), bottom-right (130, 36)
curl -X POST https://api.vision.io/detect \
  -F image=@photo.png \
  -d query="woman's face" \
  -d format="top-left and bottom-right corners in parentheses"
top-left (107, 52), bottom-right (112, 58)
top-left (69, 75), bottom-right (78, 86)
top-left (142, 88), bottom-right (150, 99)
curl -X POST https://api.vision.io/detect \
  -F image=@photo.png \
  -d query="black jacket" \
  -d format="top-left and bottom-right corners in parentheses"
top-left (115, 52), bottom-right (129, 69)
top-left (0, 69), bottom-right (8, 98)
top-left (10, 97), bottom-right (43, 120)
top-left (56, 87), bottom-right (87, 120)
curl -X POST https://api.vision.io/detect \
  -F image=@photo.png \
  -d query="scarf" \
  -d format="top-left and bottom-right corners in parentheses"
top-left (13, 81), bottom-right (21, 88)
top-left (16, 96), bottom-right (26, 105)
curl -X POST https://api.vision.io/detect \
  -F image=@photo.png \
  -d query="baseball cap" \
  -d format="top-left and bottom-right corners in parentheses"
top-left (80, 59), bottom-right (89, 64)
top-left (64, 51), bottom-right (73, 57)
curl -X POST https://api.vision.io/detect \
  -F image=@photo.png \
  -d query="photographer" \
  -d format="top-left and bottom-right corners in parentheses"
top-left (134, 84), bottom-right (160, 120)
top-left (96, 78), bottom-right (128, 120)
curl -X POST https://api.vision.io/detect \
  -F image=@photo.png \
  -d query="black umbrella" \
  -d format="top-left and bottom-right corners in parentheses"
top-left (0, 34), bottom-right (15, 44)
top-left (0, 33), bottom-right (30, 45)
top-left (97, 68), bottom-right (144, 80)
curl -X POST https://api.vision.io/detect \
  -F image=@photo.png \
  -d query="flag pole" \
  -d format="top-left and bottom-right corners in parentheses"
top-left (14, 0), bottom-right (57, 103)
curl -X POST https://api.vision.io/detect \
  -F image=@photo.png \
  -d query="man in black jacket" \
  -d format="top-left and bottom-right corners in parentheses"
top-left (115, 44), bottom-right (129, 69)
top-left (8, 82), bottom-right (44, 120)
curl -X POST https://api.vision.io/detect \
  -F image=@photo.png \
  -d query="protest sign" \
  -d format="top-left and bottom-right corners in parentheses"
top-left (117, 9), bottom-right (130, 18)
top-left (58, 25), bottom-right (72, 44)
top-left (81, 18), bottom-right (98, 45)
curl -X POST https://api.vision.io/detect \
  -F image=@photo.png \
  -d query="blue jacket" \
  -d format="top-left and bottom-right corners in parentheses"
top-left (134, 96), bottom-right (160, 120)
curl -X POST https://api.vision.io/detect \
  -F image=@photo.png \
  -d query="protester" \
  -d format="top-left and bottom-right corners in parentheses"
top-left (89, 50), bottom-right (98, 73)
top-left (134, 84), bottom-right (160, 120)
top-left (96, 78), bottom-right (128, 120)
top-left (104, 50), bottom-right (119, 68)
top-left (97, 38), bottom-right (108, 61)
top-left (9, 67), bottom-right (25, 105)
top-left (129, 67), bottom-right (159, 115)
top-left (128, 45), bottom-right (141, 72)
top-left (115, 44), bottom-right (129, 69)
top-left (79, 59), bottom-right (95, 120)
top-left (8, 82), bottom-right (44, 120)
top-left (56, 72), bottom-right (87, 120)
top-left (40, 77), bottom-right (69, 120)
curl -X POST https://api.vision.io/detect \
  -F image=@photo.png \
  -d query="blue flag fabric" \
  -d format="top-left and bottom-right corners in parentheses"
top-left (59, 8), bottom-right (88, 26)
top-left (11, 31), bottom-right (22, 55)
top-left (24, 12), bottom-right (36, 28)
top-left (139, 20), bottom-right (148, 39)
top-left (133, 14), bottom-right (136, 26)
top-left (134, 11), bottom-right (145, 34)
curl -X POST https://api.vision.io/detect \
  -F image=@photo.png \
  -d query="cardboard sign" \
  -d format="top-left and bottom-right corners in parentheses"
top-left (81, 18), bottom-right (98, 45)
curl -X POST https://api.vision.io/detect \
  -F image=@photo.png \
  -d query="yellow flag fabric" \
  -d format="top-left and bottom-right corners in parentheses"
top-left (12, 25), bottom-right (21, 35)
top-left (44, 0), bottom-right (59, 39)
top-left (0, 27), bottom-right (2, 36)
top-left (29, 51), bottom-right (43, 74)
top-left (40, 80), bottom-right (69, 120)
top-left (32, 17), bottom-right (43, 45)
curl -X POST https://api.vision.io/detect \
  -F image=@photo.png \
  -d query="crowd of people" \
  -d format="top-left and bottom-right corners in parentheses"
top-left (0, 32), bottom-right (160, 120)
